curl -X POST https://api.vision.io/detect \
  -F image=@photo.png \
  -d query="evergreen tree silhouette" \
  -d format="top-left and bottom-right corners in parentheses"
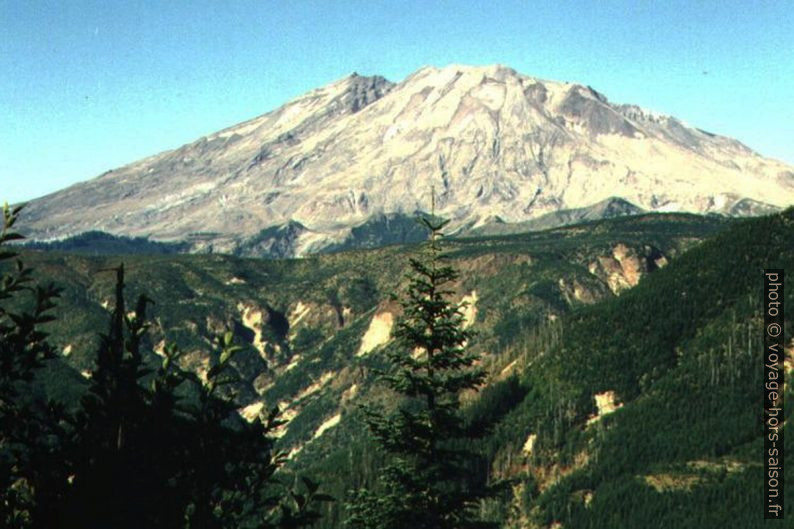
top-left (64, 264), bottom-right (177, 528)
top-left (0, 203), bottom-right (69, 529)
top-left (346, 208), bottom-right (493, 529)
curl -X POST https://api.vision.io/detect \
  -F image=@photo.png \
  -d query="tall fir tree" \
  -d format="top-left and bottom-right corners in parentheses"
top-left (346, 211), bottom-right (493, 529)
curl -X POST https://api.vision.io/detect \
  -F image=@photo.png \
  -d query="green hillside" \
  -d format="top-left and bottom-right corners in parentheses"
top-left (477, 207), bottom-right (794, 527)
top-left (7, 209), bottom-right (791, 527)
top-left (268, 209), bottom-right (791, 528)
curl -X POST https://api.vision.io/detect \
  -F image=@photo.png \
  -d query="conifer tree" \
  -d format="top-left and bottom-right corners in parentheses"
top-left (64, 263), bottom-right (181, 529)
top-left (346, 212), bottom-right (492, 529)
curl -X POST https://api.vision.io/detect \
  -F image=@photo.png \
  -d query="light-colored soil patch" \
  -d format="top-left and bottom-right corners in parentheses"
top-left (584, 491), bottom-right (593, 506)
top-left (341, 384), bottom-right (358, 403)
top-left (559, 278), bottom-right (596, 304)
top-left (533, 450), bottom-right (591, 493)
top-left (499, 359), bottom-right (517, 377)
top-left (460, 290), bottom-right (478, 328)
top-left (253, 373), bottom-right (274, 395)
top-left (644, 473), bottom-right (702, 492)
top-left (612, 243), bottom-right (642, 287)
top-left (285, 354), bottom-right (302, 371)
top-left (237, 302), bottom-right (268, 358)
top-left (590, 244), bottom-right (646, 295)
top-left (287, 444), bottom-right (303, 460)
top-left (522, 433), bottom-right (537, 455)
top-left (238, 401), bottom-right (264, 422)
top-left (289, 301), bottom-right (312, 328)
top-left (687, 458), bottom-right (746, 473)
top-left (273, 407), bottom-right (299, 439)
top-left (572, 280), bottom-right (595, 303)
top-left (587, 390), bottom-right (622, 425)
top-left (294, 371), bottom-right (334, 402)
top-left (357, 311), bottom-right (394, 356)
top-left (313, 413), bottom-right (341, 439)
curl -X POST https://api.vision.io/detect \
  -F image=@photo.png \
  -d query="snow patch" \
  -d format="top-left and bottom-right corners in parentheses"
top-left (470, 81), bottom-right (506, 111)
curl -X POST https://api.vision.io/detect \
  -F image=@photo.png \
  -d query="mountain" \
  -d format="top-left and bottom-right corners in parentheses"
top-left (17, 64), bottom-right (794, 256)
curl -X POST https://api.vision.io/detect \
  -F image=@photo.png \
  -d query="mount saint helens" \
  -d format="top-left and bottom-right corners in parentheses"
top-left (18, 64), bottom-right (794, 256)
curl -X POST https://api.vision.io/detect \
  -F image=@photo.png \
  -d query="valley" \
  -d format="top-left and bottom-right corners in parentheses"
top-left (8, 208), bottom-right (792, 527)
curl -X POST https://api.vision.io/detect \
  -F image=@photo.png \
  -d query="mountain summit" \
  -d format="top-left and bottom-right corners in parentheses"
top-left (20, 64), bottom-right (794, 255)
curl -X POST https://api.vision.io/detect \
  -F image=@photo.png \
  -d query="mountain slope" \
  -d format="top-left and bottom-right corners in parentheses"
top-left (14, 212), bottom-right (723, 423)
top-left (11, 209), bottom-right (790, 527)
top-left (462, 196), bottom-right (645, 236)
top-left (294, 208), bottom-right (794, 529)
top-left (8, 212), bottom-right (733, 526)
top-left (506, 207), bottom-right (794, 528)
top-left (18, 64), bottom-right (793, 256)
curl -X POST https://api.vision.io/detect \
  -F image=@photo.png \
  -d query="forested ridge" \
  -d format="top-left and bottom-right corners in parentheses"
top-left (3, 204), bottom-right (792, 528)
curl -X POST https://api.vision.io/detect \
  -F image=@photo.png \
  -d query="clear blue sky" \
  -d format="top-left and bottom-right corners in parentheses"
top-left (2, 1), bottom-right (792, 204)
